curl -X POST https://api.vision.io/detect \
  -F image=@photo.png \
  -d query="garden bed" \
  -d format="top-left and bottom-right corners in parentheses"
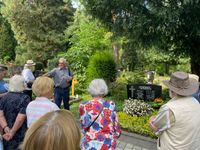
top-left (70, 94), bottom-right (158, 139)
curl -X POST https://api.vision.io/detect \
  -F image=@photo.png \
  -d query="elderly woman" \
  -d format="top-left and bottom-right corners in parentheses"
top-left (0, 75), bottom-right (31, 150)
top-left (21, 110), bottom-right (81, 150)
top-left (149, 71), bottom-right (200, 150)
top-left (26, 76), bottom-right (59, 127)
top-left (79, 79), bottom-right (121, 150)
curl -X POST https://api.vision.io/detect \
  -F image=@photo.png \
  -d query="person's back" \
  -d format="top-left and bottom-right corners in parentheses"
top-left (159, 96), bottom-right (200, 150)
top-left (26, 97), bottom-right (59, 127)
top-left (26, 76), bottom-right (59, 127)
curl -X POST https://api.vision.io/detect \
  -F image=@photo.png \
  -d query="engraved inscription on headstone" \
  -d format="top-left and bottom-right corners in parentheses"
top-left (127, 84), bottom-right (162, 101)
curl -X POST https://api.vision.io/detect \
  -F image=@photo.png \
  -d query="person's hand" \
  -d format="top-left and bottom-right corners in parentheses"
top-left (4, 126), bottom-right (10, 134)
top-left (3, 131), bottom-right (14, 141)
top-left (64, 76), bottom-right (72, 82)
top-left (148, 116), bottom-right (158, 132)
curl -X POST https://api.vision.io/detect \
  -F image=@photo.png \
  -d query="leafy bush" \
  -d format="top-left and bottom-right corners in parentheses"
top-left (117, 111), bottom-right (157, 138)
top-left (123, 99), bottom-right (153, 117)
top-left (118, 70), bottom-right (146, 84)
top-left (47, 57), bottom-right (58, 71)
top-left (162, 88), bottom-right (170, 101)
top-left (86, 51), bottom-right (117, 84)
top-left (35, 62), bottom-right (44, 71)
top-left (109, 80), bottom-right (127, 100)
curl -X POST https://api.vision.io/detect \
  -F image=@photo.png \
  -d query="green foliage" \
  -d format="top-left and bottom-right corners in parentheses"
top-left (61, 10), bottom-right (113, 91)
top-left (118, 71), bottom-right (146, 84)
top-left (35, 62), bottom-right (44, 71)
top-left (0, 13), bottom-right (16, 63)
top-left (86, 51), bottom-right (117, 84)
top-left (109, 80), bottom-right (127, 101)
top-left (118, 111), bottom-right (157, 138)
top-left (47, 57), bottom-right (59, 71)
top-left (2, 0), bottom-right (74, 63)
top-left (123, 99), bottom-right (153, 117)
top-left (162, 88), bottom-right (170, 102)
top-left (81, 0), bottom-right (200, 76)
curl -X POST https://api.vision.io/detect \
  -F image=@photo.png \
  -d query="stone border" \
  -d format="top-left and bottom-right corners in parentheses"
top-left (121, 130), bottom-right (157, 143)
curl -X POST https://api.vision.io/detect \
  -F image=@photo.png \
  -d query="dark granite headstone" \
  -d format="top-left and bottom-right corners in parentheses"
top-left (127, 84), bottom-right (162, 101)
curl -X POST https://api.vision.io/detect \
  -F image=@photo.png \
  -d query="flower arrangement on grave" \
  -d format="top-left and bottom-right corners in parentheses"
top-left (149, 98), bottom-right (164, 109)
top-left (123, 99), bottom-right (153, 117)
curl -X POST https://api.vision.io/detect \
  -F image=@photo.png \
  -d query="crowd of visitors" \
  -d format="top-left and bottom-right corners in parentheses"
top-left (1, 58), bottom-right (200, 150)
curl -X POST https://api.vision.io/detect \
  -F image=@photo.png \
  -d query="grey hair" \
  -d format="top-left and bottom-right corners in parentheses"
top-left (9, 75), bottom-right (25, 92)
top-left (59, 58), bottom-right (67, 64)
top-left (88, 79), bottom-right (108, 97)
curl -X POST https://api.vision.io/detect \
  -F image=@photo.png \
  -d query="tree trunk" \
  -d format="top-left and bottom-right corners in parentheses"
top-left (164, 63), bottom-right (169, 75)
top-left (112, 43), bottom-right (120, 63)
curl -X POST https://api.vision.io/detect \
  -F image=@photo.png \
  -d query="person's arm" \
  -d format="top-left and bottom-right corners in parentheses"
top-left (114, 111), bottom-right (121, 137)
top-left (148, 105), bottom-right (175, 135)
top-left (0, 110), bottom-right (10, 133)
top-left (10, 114), bottom-right (26, 136)
top-left (44, 68), bottom-right (56, 77)
top-left (0, 92), bottom-right (8, 98)
top-left (112, 102), bottom-right (121, 137)
top-left (3, 114), bottom-right (26, 141)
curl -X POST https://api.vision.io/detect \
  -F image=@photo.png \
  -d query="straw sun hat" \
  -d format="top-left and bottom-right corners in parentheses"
top-left (163, 71), bottom-right (199, 96)
top-left (25, 60), bottom-right (35, 67)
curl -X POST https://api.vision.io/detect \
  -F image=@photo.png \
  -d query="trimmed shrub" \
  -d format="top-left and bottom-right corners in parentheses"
top-left (123, 99), bottom-right (153, 117)
top-left (86, 51), bottom-right (117, 84)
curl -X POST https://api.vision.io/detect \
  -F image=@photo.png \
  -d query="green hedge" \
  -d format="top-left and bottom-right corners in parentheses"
top-left (86, 51), bottom-right (117, 84)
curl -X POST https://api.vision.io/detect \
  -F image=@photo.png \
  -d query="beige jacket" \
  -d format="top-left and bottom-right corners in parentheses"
top-left (157, 96), bottom-right (200, 150)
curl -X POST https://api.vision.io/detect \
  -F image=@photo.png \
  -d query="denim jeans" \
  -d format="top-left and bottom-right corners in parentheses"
top-left (54, 87), bottom-right (70, 110)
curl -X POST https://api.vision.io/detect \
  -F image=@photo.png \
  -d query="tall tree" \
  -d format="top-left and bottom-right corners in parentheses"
top-left (63, 9), bottom-right (112, 89)
top-left (0, 2), bottom-right (16, 62)
top-left (81, 0), bottom-right (200, 76)
top-left (1, 0), bottom-right (74, 64)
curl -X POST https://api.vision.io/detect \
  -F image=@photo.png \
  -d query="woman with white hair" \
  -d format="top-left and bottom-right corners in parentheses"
top-left (0, 75), bottom-right (31, 150)
top-left (79, 79), bottom-right (121, 150)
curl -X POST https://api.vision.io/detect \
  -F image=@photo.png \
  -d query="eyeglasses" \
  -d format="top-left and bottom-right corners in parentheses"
top-left (59, 62), bottom-right (64, 64)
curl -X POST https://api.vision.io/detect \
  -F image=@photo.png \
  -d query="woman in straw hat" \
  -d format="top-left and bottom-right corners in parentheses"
top-left (22, 60), bottom-right (36, 100)
top-left (149, 71), bottom-right (200, 150)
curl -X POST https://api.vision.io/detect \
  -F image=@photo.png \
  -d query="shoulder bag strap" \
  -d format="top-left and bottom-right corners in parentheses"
top-left (85, 100), bottom-right (106, 131)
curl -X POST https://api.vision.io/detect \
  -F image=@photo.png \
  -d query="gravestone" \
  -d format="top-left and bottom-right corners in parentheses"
top-left (127, 84), bottom-right (162, 101)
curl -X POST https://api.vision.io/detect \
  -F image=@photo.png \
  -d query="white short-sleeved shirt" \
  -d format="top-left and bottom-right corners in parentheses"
top-left (26, 97), bottom-right (59, 127)
top-left (22, 68), bottom-right (35, 90)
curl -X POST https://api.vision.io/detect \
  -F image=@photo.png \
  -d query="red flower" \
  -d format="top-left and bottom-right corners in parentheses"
top-left (100, 118), bottom-right (110, 126)
top-left (103, 109), bottom-right (112, 119)
top-left (95, 132), bottom-right (105, 141)
top-left (93, 103), bottom-right (103, 112)
top-left (100, 144), bottom-right (109, 150)
top-left (85, 103), bottom-right (93, 111)
top-left (79, 106), bottom-right (85, 116)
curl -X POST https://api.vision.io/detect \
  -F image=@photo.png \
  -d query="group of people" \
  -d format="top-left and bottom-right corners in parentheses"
top-left (1, 56), bottom-right (200, 150)
top-left (0, 58), bottom-right (122, 150)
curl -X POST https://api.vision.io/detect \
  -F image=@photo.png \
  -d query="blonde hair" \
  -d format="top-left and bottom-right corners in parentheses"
top-left (32, 77), bottom-right (54, 97)
top-left (21, 110), bottom-right (81, 150)
top-left (9, 75), bottom-right (25, 92)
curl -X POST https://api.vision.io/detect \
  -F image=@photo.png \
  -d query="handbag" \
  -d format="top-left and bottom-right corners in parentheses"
top-left (85, 101), bottom-right (106, 131)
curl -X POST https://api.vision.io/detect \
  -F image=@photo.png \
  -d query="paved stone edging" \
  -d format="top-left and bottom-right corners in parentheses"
top-left (121, 130), bottom-right (157, 143)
